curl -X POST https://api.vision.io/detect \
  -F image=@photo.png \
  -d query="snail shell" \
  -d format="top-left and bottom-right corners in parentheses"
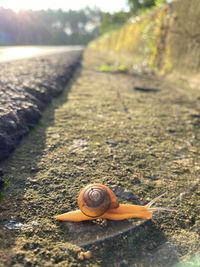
top-left (78, 183), bottom-right (119, 217)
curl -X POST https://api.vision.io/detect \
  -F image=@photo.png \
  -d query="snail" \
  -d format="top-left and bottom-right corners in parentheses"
top-left (55, 183), bottom-right (173, 222)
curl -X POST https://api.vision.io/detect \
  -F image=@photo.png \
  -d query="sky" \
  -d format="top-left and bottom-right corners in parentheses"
top-left (0, 0), bottom-right (128, 13)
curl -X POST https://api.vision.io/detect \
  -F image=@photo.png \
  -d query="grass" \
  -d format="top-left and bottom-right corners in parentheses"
top-left (98, 63), bottom-right (128, 73)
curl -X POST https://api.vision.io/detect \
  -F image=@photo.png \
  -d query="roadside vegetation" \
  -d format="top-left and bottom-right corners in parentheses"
top-left (91, 0), bottom-right (171, 74)
top-left (99, 0), bottom-right (168, 35)
top-left (0, 0), bottom-right (168, 46)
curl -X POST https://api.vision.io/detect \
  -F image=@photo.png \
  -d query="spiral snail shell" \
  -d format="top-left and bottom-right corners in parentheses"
top-left (78, 183), bottom-right (119, 217)
top-left (55, 183), bottom-right (171, 222)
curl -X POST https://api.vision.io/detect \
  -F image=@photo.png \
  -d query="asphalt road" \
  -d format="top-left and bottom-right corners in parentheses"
top-left (0, 47), bottom-right (83, 161)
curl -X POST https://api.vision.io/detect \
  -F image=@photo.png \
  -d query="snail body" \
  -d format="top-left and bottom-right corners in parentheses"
top-left (55, 184), bottom-right (172, 222)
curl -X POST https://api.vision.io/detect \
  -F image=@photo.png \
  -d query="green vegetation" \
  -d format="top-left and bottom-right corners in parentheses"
top-left (97, 63), bottom-right (129, 73)
top-left (98, 63), bottom-right (114, 72)
top-left (0, 1), bottom-right (168, 46)
top-left (90, 5), bottom-right (172, 74)
top-left (0, 191), bottom-right (4, 200)
top-left (128, 0), bottom-right (167, 13)
top-left (117, 64), bottom-right (128, 73)
top-left (0, 177), bottom-right (9, 200)
top-left (98, 1), bottom-right (167, 35)
top-left (99, 11), bottom-right (130, 34)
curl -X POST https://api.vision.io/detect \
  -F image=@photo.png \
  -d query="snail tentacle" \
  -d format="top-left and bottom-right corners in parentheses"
top-left (145, 192), bottom-right (166, 208)
top-left (147, 207), bottom-right (176, 212)
top-left (145, 192), bottom-right (176, 213)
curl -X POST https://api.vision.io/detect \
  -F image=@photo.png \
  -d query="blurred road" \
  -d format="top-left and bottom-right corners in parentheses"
top-left (0, 45), bottom-right (83, 63)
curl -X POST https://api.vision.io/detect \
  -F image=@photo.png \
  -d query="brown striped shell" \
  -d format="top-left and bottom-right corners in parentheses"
top-left (78, 184), bottom-right (119, 217)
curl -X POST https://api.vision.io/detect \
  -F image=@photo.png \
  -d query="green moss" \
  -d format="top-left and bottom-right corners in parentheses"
top-left (0, 177), bottom-right (10, 200)
top-left (0, 191), bottom-right (5, 200)
top-left (98, 63), bottom-right (114, 72)
top-left (97, 63), bottom-right (129, 73)
top-left (117, 64), bottom-right (128, 73)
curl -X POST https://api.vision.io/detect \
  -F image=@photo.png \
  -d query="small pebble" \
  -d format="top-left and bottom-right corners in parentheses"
top-left (51, 133), bottom-right (60, 139)
top-left (30, 167), bottom-right (37, 173)
top-left (84, 251), bottom-right (92, 259)
top-left (78, 251), bottom-right (92, 260)
top-left (5, 219), bottom-right (24, 230)
top-left (106, 139), bottom-right (118, 147)
top-left (179, 192), bottom-right (186, 201)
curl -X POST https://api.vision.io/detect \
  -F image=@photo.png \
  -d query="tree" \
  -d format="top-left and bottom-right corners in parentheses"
top-left (100, 11), bottom-right (130, 34)
top-left (128, 0), bottom-right (156, 13)
top-left (128, 0), bottom-right (168, 13)
top-left (0, 7), bottom-right (103, 45)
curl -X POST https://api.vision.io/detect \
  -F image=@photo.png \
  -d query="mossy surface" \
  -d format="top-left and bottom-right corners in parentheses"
top-left (0, 49), bottom-right (200, 266)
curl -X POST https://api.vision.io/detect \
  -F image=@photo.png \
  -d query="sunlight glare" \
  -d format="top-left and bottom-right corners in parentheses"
top-left (0, 47), bottom-right (41, 62)
top-left (0, 46), bottom-right (82, 63)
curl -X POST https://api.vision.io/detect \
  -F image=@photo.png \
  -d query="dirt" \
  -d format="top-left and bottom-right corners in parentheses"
top-left (0, 49), bottom-right (200, 266)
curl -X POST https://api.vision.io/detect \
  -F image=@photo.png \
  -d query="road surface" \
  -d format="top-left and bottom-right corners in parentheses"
top-left (0, 47), bottom-right (82, 161)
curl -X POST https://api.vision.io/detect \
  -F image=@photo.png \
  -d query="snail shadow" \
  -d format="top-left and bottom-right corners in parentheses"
top-left (60, 219), bottom-right (179, 267)
top-left (60, 219), bottom-right (134, 246)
